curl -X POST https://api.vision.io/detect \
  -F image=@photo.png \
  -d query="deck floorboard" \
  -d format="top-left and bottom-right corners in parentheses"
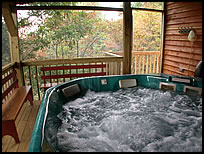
top-left (2, 100), bottom-right (41, 152)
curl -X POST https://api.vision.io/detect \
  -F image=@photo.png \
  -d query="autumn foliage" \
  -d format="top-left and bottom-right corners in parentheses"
top-left (17, 2), bottom-right (162, 61)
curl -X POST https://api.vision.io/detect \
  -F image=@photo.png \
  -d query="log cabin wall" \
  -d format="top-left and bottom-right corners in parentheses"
top-left (162, 2), bottom-right (202, 77)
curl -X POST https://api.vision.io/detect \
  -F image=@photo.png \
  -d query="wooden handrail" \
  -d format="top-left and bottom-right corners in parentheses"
top-left (2, 62), bottom-right (16, 73)
top-left (21, 56), bottom-right (123, 66)
top-left (132, 51), bottom-right (160, 55)
top-left (106, 51), bottom-right (160, 56)
top-left (3, 52), bottom-right (161, 101)
top-left (132, 51), bottom-right (161, 74)
top-left (104, 52), bottom-right (123, 57)
top-left (2, 62), bottom-right (18, 102)
top-left (104, 50), bottom-right (161, 74)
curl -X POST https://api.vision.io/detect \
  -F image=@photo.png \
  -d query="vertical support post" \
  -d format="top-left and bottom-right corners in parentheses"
top-left (9, 35), bottom-right (24, 86)
top-left (3, 2), bottom-right (24, 86)
top-left (123, 2), bottom-right (133, 74)
top-left (160, 2), bottom-right (165, 73)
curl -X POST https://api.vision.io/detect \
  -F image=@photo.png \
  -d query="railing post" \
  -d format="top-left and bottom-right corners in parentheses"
top-left (134, 55), bottom-right (137, 74)
top-left (138, 56), bottom-right (141, 74)
top-left (150, 55), bottom-right (153, 73)
top-left (146, 55), bottom-right (149, 74)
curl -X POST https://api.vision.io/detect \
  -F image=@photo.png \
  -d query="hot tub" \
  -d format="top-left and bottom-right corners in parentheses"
top-left (28, 73), bottom-right (202, 152)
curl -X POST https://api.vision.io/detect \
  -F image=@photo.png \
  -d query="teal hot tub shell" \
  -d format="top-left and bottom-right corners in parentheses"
top-left (28, 73), bottom-right (202, 152)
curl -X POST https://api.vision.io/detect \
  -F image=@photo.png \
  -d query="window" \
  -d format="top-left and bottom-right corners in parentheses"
top-left (131, 2), bottom-right (163, 74)
top-left (17, 2), bottom-right (123, 61)
top-left (132, 10), bottom-right (162, 51)
top-left (2, 16), bottom-right (11, 66)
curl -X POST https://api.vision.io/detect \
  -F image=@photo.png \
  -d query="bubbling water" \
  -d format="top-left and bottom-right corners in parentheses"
top-left (56, 87), bottom-right (202, 152)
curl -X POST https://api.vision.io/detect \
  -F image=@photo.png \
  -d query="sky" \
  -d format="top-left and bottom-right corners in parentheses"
top-left (99, 2), bottom-right (123, 8)
top-left (98, 2), bottom-right (123, 21)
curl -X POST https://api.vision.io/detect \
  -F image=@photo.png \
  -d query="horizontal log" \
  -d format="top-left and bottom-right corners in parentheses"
top-left (165, 37), bottom-right (202, 42)
top-left (166, 15), bottom-right (202, 26)
top-left (165, 38), bottom-right (202, 42)
top-left (166, 9), bottom-right (202, 20)
top-left (164, 45), bottom-right (202, 54)
top-left (166, 2), bottom-right (201, 11)
top-left (163, 65), bottom-right (194, 76)
top-left (166, 3), bottom-right (201, 15)
top-left (162, 68), bottom-right (194, 77)
top-left (165, 34), bottom-right (202, 40)
top-left (164, 40), bottom-right (202, 48)
top-left (165, 28), bottom-right (202, 35)
top-left (163, 55), bottom-right (200, 66)
top-left (165, 27), bottom-right (202, 31)
top-left (163, 60), bottom-right (195, 72)
top-left (165, 22), bottom-right (202, 29)
top-left (164, 50), bottom-right (202, 61)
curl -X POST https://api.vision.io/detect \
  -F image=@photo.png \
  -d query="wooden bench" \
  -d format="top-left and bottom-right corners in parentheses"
top-left (2, 69), bottom-right (33, 143)
top-left (41, 64), bottom-right (106, 91)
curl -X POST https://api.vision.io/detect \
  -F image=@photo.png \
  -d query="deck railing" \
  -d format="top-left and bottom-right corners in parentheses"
top-left (21, 56), bottom-right (123, 100)
top-left (3, 51), bottom-right (160, 101)
top-left (2, 62), bottom-right (17, 103)
top-left (106, 51), bottom-right (161, 74)
top-left (132, 51), bottom-right (161, 74)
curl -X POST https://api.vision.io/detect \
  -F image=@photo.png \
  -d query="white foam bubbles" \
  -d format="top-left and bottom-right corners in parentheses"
top-left (56, 87), bottom-right (202, 152)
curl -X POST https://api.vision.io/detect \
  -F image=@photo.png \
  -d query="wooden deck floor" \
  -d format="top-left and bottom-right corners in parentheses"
top-left (2, 100), bottom-right (41, 152)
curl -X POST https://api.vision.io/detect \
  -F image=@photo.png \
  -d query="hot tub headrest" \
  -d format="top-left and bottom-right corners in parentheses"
top-left (62, 84), bottom-right (80, 98)
top-left (119, 79), bottom-right (137, 88)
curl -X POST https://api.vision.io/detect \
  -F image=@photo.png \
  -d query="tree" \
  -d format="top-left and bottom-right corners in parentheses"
top-left (132, 2), bottom-right (163, 51)
top-left (104, 18), bottom-right (123, 52)
top-left (18, 2), bottom-right (80, 60)
top-left (18, 2), bottom-right (110, 60)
